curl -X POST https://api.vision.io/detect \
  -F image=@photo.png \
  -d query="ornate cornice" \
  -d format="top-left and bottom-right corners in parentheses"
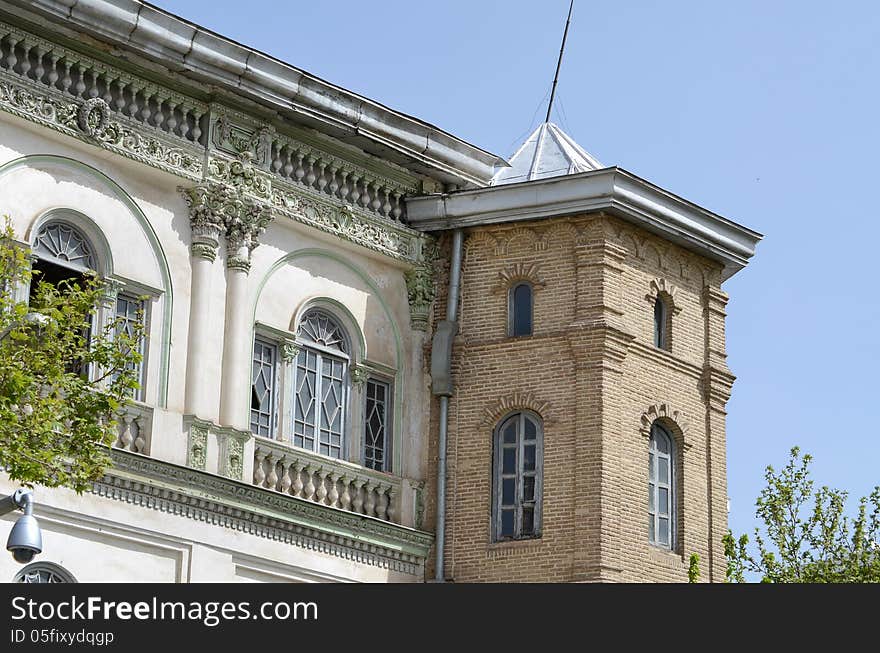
top-left (99, 448), bottom-right (433, 575)
top-left (0, 18), bottom-right (432, 267)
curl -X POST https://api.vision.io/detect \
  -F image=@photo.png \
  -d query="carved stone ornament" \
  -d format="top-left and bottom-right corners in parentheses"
top-left (76, 97), bottom-right (111, 138)
top-left (187, 422), bottom-right (208, 470)
top-left (404, 240), bottom-right (439, 331)
top-left (281, 340), bottom-right (300, 363)
top-left (350, 364), bottom-right (369, 385)
top-left (179, 181), bottom-right (274, 269)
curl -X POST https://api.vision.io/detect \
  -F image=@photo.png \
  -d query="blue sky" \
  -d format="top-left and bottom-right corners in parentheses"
top-left (162, 1), bottom-right (880, 542)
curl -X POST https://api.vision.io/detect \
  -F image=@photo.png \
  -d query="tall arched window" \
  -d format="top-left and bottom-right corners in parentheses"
top-left (30, 220), bottom-right (146, 397)
top-left (508, 282), bottom-right (533, 337)
top-left (292, 310), bottom-right (349, 459)
top-left (493, 411), bottom-right (543, 541)
top-left (648, 422), bottom-right (675, 549)
top-left (653, 295), bottom-right (669, 350)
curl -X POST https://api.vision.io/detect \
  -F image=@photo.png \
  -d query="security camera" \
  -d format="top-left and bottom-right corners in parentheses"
top-left (1, 489), bottom-right (42, 564)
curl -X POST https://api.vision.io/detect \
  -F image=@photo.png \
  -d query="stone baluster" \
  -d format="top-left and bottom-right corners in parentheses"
top-left (87, 67), bottom-right (100, 99)
top-left (165, 101), bottom-right (179, 137)
top-left (270, 144), bottom-right (283, 175)
top-left (118, 413), bottom-right (134, 451)
top-left (381, 188), bottom-right (392, 218)
top-left (282, 146), bottom-right (294, 179)
top-left (191, 110), bottom-right (204, 144)
top-left (327, 472), bottom-right (340, 508)
top-left (264, 451), bottom-right (278, 491)
top-left (102, 74), bottom-right (115, 107)
top-left (115, 78), bottom-right (129, 113)
top-left (351, 479), bottom-right (366, 514)
top-left (17, 40), bottom-right (31, 79)
top-left (338, 169), bottom-right (351, 201)
top-left (314, 467), bottom-right (328, 505)
top-left (133, 416), bottom-right (146, 454)
top-left (32, 45), bottom-right (45, 84)
top-left (375, 483), bottom-right (389, 521)
top-left (370, 182), bottom-right (383, 213)
top-left (127, 83), bottom-right (142, 118)
top-left (391, 192), bottom-right (403, 222)
top-left (304, 155), bottom-right (316, 188)
top-left (316, 162), bottom-right (328, 193)
top-left (385, 486), bottom-right (397, 523)
top-left (294, 150), bottom-right (306, 184)
top-left (153, 94), bottom-right (167, 130)
top-left (59, 57), bottom-right (73, 94)
top-left (279, 456), bottom-right (292, 494)
top-left (45, 50), bottom-right (59, 89)
top-left (139, 87), bottom-right (152, 124)
top-left (349, 175), bottom-right (362, 206)
top-left (339, 475), bottom-right (352, 511)
top-left (291, 461), bottom-right (305, 498)
top-left (252, 450), bottom-right (266, 486)
top-left (363, 481), bottom-right (377, 517)
top-left (327, 165), bottom-right (339, 197)
top-left (303, 464), bottom-right (317, 501)
top-left (4, 36), bottom-right (18, 72)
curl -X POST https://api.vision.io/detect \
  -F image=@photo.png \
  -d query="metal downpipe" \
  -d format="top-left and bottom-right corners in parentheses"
top-left (434, 228), bottom-right (463, 582)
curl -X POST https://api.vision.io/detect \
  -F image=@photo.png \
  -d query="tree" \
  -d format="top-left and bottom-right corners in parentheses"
top-left (724, 447), bottom-right (880, 583)
top-left (0, 220), bottom-right (145, 493)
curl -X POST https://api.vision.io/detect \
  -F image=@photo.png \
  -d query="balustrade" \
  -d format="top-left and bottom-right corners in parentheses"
top-left (113, 403), bottom-right (152, 455)
top-left (252, 438), bottom-right (400, 523)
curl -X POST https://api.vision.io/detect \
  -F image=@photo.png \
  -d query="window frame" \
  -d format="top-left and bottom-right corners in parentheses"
top-left (250, 335), bottom-right (280, 439)
top-left (507, 281), bottom-right (534, 338)
top-left (362, 375), bottom-right (392, 472)
top-left (492, 410), bottom-right (544, 542)
top-left (290, 309), bottom-right (351, 461)
top-left (648, 421), bottom-right (675, 550)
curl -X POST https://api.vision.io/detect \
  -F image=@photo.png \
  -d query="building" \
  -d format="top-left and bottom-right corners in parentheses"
top-left (0, 0), bottom-right (760, 583)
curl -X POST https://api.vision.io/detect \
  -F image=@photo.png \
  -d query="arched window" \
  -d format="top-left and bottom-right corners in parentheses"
top-left (493, 411), bottom-right (543, 541)
top-left (292, 310), bottom-right (349, 459)
top-left (653, 295), bottom-right (669, 350)
top-left (648, 422), bottom-right (675, 549)
top-left (13, 561), bottom-right (77, 583)
top-left (30, 220), bottom-right (146, 398)
top-left (508, 282), bottom-right (533, 337)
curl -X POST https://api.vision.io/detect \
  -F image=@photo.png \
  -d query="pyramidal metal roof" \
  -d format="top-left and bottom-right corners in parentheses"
top-left (491, 121), bottom-right (604, 185)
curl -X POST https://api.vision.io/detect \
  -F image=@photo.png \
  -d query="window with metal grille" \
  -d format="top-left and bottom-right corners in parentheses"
top-left (508, 282), bottom-right (533, 337)
top-left (292, 310), bottom-right (348, 459)
top-left (648, 422), bottom-right (675, 549)
top-left (493, 411), bottom-right (543, 541)
top-left (364, 378), bottom-right (390, 471)
top-left (250, 337), bottom-right (277, 438)
top-left (114, 293), bottom-right (145, 401)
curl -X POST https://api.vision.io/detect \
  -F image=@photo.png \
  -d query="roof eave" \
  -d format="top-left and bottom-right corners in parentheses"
top-left (406, 167), bottom-right (763, 281)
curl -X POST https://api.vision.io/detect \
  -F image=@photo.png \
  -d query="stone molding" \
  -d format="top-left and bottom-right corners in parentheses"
top-left (96, 449), bottom-right (433, 575)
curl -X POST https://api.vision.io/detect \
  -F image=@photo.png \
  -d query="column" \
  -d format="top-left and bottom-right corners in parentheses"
top-left (180, 185), bottom-right (224, 420)
top-left (218, 203), bottom-right (272, 431)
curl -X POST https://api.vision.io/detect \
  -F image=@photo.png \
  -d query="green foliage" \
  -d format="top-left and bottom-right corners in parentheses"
top-left (687, 553), bottom-right (700, 583)
top-left (724, 447), bottom-right (880, 583)
top-left (0, 219), bottom-right (145, 492)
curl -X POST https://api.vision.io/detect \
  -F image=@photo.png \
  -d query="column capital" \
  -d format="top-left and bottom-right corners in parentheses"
top-left (179, 182), bottom-right (273, 269)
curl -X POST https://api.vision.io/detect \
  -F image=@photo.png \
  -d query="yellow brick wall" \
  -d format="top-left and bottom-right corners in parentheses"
top-left (425, 212), bottom-right (734, 582)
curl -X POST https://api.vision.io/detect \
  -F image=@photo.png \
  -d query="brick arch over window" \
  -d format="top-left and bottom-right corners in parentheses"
top-left (645, 278), bottom-right (682, 315)
top-left (493, 262), bottom-right (547, 295)
top-left (639, 403), bottom-right (692, 452)
top-left (480, 392), bottom-right (552, 428)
